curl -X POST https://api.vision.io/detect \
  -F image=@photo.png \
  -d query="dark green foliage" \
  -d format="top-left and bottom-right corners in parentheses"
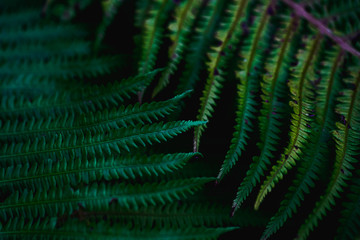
top-left (232, 8), bottom-right (298, 212)
top-left (0, 2), bottom-right (245, 239)
top-left (1, 0), bottom-right (360, 239)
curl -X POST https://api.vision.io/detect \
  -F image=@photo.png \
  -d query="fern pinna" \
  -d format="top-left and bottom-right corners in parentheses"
top-left (2, 0), bottom-right (360, 239)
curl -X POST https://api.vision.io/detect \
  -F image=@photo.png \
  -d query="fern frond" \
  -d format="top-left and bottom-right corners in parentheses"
top-left (261, 127), bottom-right (324, 239)
top-left (255, 32), bottom-right (321, 210)
top-left (152, 0), bottom-right (202, 97)
top-left (194, 0), bottom-right (250, 151)
top-left (0, 153), bottom-right (199, 191)
top-left (138, 0), bottom-right (174, 75)
top-left (0, 120), bottom-right (205, 165)
top-left (0, 90), bottom-right (191, 141)
top-left (217, 0), bottom-right (273, 180)
top-left (0, 177), bottom-right (213, 220)
top-left (260, 46), bottom-right (343, 240)
top-left (296, 58), bottom-right (360, 240)
top-left (232, 14), bottom-right (298, 211)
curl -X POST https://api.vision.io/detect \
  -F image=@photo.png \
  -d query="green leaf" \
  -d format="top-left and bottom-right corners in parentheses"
top-left (255, 32), bottom-right (321, 210)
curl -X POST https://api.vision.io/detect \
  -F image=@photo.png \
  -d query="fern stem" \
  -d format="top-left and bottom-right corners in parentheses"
top-left (255, 17), bottom-right (297, 166)
top-left (282, 0), bottom-right (360, 58)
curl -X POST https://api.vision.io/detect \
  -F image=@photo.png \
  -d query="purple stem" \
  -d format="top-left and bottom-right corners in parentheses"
top-left (282, 0), bottom-right (360, 58)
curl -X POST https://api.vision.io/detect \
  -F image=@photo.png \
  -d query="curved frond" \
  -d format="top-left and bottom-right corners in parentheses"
top-left (194, 0), bottom-right (250, 151)
top-left (261, 46), bottom-right (344, 239)
top-left (255, 32), bottom-right (321, 210)
top-left (152, 0), bottom-right (202, 97)
top-left (232, 14), bottom-right (298, 211)
top-left (217, 0), bottom-right (273, 180)
top-left (296, 57), bottom-right (360, 240)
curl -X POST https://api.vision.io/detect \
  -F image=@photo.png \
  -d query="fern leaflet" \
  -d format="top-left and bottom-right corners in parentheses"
top-left (217, 0), bottom-right (272, 180)
top-left (255, 32), bottom-right (320, 210)
top-left (194, 0), bottom-right (250, 151)
top-left (296, 58), bottom-right (360, 240)
top-left (232, 14), bottom-right (298, 211)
